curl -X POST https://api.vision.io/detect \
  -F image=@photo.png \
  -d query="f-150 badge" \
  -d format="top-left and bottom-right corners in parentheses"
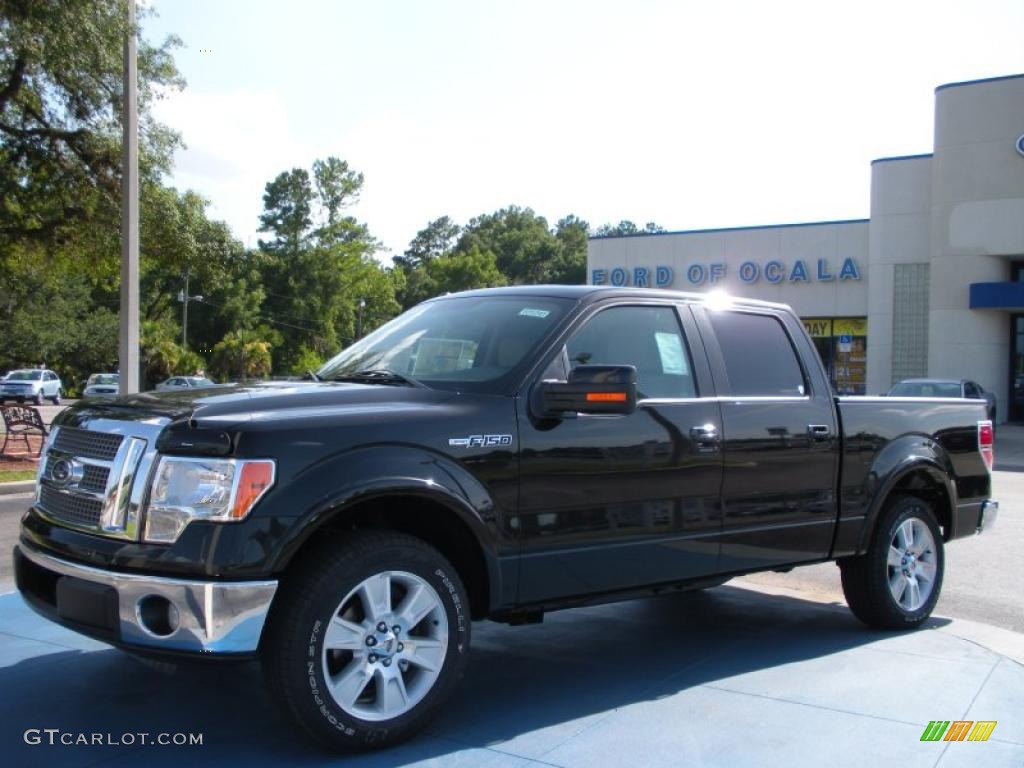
top-left (448, 434), bottom-right (513, 448)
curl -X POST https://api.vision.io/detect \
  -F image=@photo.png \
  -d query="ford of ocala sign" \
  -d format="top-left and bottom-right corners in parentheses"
top-left (591, 257), bottom-right (861, 288)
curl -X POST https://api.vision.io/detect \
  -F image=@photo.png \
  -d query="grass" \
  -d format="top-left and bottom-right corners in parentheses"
top-left (0, 469), bottom-right (36, 483)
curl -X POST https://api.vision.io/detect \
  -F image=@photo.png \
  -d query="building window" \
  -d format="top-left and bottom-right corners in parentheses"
top-left (892, 263), bottom-right (930, 384)
top-left (802, 317), bottom-right (868, 395)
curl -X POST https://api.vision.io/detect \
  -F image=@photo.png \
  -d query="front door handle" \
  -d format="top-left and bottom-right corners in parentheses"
top-left (807, 424), bottom-right (832, 441)
top-left (690, 424), bottom-right (720, 452)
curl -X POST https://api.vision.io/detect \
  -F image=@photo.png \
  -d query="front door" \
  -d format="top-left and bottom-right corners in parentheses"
top-left (516, 302), bottom-right (724, 604)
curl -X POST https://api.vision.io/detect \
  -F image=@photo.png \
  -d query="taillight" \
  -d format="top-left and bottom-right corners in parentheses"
top-left (978, 421), bottom-right (994, 472)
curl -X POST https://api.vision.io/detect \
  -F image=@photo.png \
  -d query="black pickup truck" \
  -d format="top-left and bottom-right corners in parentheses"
top-left (14, 286), bottom-right (998, 750)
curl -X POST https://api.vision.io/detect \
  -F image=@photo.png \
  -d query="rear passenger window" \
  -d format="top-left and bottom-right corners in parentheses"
top-left (565, 306), bottom-right (697, 399)
top-left (709, 311), bottom-right (806, 397)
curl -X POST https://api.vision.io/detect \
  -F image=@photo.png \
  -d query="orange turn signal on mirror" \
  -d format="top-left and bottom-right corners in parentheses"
top-left (231, 460), bottom-right (276, 519)
top-left (586, 392), bottom-right (628, 402)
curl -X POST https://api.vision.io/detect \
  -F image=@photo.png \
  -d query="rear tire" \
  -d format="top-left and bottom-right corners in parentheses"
top-left (262, 530), bottom-right (470, 751)
top-left (840, 495), bottom-right (944, 629)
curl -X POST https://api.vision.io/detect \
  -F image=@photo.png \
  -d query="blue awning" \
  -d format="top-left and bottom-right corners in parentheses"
top-left (969, 281), bottom-right (1024, 309)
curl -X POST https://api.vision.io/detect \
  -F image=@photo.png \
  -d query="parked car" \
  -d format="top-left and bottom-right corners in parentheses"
top-left (887, 378), bottom-right (997, 421)
top-left (0, 368), bottom-right (62, 405)
top-left (83, 373), bottom-right (120, 397)
top-left (154, 375), bottom-right (217, 392)
top-left (15, 287), bottom-right (997, 751)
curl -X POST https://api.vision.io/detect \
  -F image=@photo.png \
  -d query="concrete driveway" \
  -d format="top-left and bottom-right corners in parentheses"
top-left (1, 582), bottom-right (1021, 767)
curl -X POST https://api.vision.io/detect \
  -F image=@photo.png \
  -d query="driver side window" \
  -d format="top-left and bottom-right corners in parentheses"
top-left (562, 305), bottom-right (697, 399)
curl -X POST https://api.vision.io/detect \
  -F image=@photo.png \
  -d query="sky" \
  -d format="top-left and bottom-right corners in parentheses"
top-left (144, 0), bottom-right (1024, 260)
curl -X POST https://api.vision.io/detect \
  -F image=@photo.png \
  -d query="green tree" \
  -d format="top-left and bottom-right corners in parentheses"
top-left (456, 206), bottom-right (558, 285)
top-left (140, 319), bottom-right (205, 388)
top-left (548, 214), bottom-right (589, 284)
top-left (210, 330), bottom-right (272, 382)
top-left (290, 345), bottom-right (325, 376)
top-left (313, 157), bottom-right (363, 227)
top-left (394, 216), bottom-right (461, 271)
top-left (425, 246), bottom-right (506, 296)
top-left (595, 220), bottom-right (664, 237)
top-left (258, 168), bottom-right (313, 257)
top-left (256, 158), bottom-right (397, 371)
top-left (0, 0), bottom-right (183, 258)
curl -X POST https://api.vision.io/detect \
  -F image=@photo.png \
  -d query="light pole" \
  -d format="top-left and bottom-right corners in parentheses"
top-left (118, 0), bottom-right (139, 394)
top-left (178, 272), bottom-right (203, 348)
top-left (357, 298), bottom-right (366, 340)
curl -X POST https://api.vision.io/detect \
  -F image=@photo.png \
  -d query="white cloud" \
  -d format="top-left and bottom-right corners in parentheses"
top-left (151, 88), bottom-right (312, 248)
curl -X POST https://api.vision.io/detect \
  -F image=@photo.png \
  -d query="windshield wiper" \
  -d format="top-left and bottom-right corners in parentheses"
top-left (327, 369), bottom-right (427, 388)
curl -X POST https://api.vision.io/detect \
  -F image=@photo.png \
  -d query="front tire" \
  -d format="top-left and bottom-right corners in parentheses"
top-left (840, 495), bottom-right (944, 629)
top-left (33, 391), bottom-right (43, 406)
top-left (262, 531), bottom-right (470, 751)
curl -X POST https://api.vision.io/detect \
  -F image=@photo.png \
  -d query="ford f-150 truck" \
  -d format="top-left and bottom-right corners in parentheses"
top-left (14, 286), bottom-right (998, 750)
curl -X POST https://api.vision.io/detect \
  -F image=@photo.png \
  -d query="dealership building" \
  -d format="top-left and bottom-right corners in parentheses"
top-left (587, 74), bottom-right (1024, 421)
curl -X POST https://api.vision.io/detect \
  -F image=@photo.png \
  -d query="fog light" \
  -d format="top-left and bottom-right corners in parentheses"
top-left (136, 595), bottom-right (180, 637)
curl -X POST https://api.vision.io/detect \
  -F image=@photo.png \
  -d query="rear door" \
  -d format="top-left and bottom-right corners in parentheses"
top-left (516, 300), bottom-right (724, 603)
top-left (694, 305), bottom-right (839, 571)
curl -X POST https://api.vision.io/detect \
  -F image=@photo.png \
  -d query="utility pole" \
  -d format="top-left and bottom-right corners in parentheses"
top-left (178, 272), bottom-right (203, 349)
top-left (118, 0), bottom-right (139, 394)
top-left (182, 271), bottom-right (189, 347)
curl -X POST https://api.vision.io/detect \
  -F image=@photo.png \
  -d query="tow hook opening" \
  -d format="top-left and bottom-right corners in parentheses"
top-left (137, 594), bottom-right (180, 637)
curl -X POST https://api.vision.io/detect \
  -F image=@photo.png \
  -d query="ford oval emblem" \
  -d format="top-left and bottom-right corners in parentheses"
top-left (50, 458), bottom-right (73, 485)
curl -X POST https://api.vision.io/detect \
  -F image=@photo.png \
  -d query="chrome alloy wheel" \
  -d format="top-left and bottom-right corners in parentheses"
top-left (886, 516), bottom-right (938, 612)
top-left (321, 570), bottom-right (448, 722)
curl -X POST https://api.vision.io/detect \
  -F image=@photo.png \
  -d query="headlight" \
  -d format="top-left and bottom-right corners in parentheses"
top-left (143, 457), bottom-right (275, 544)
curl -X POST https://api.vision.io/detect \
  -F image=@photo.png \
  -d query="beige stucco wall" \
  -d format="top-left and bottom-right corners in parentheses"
top-left (927, 76), bottom-right (1024, 420)
top-left (866, 155), bottom-right (932, 396)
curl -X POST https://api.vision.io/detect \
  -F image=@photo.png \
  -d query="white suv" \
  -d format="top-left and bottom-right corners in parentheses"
top-left (0, 369), bottom-right (63, 405)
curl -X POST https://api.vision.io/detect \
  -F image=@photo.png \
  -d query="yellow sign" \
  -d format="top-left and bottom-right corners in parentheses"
top-left (833, 317), bottom-right (867, 336)
top-left (801, 318), bottom-right (868, 338)
top-left (802, 319), bottom-right (832, 338)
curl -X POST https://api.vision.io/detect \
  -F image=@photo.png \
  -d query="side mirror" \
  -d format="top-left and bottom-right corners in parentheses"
top-left (532, 365), bottom-right (638, 419)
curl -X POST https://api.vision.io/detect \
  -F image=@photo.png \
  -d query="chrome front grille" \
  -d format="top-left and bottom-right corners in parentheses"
top-left (53, 427), bottom-right (124, 461)
top-left (38, 485), bottom-right (104, 527)
top-left (36, 422), bottom-right (160, 541)
top-left (79, 464), bottom-right (109, 494)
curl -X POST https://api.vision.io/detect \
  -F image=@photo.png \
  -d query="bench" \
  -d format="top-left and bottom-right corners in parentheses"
top-left (1, 405), bottom-right (49, 457)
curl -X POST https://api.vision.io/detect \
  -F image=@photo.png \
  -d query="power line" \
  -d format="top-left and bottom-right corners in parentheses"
top-left (191, 297), bottom-right (320, 335)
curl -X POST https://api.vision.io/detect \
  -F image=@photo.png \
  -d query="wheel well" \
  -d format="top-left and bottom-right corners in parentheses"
top-left (287, 495), bottom-right (492, 619)
top-left (889, 469), bottom-right (953, 539)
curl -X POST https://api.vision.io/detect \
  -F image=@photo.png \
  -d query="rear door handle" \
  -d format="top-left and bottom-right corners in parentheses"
top-left (807, 424), bottom-right (832, 441)
top-left (690, 424), bottom-right (720, 452)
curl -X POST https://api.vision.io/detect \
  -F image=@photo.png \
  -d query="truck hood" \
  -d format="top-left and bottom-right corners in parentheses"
top-left (56, 381), bottom-right (459, 430)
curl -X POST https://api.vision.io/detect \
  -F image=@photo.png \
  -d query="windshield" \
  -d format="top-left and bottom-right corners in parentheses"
top-left (8, 370), bottom-right (42, 381)
top-left (888, 381), bottom-right (962, 398)
top-left (191, 377), bottom-right (214, 386)
top-left (88, 374), bottom-right (119, 385)
top-left (318, 296), bottom-right (573, 391)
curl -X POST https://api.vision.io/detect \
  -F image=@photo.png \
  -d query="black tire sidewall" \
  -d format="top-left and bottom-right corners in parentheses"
top-left (874, 498), bottom-right (945, 626)
top-left (279, 537), bottom-right (470, 749)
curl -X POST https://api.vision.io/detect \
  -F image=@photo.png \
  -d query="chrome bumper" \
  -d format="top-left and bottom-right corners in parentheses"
top-left (16, 543), bottom-right (277, 654)
top-left (977, 499), bottom-right (999, 533)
